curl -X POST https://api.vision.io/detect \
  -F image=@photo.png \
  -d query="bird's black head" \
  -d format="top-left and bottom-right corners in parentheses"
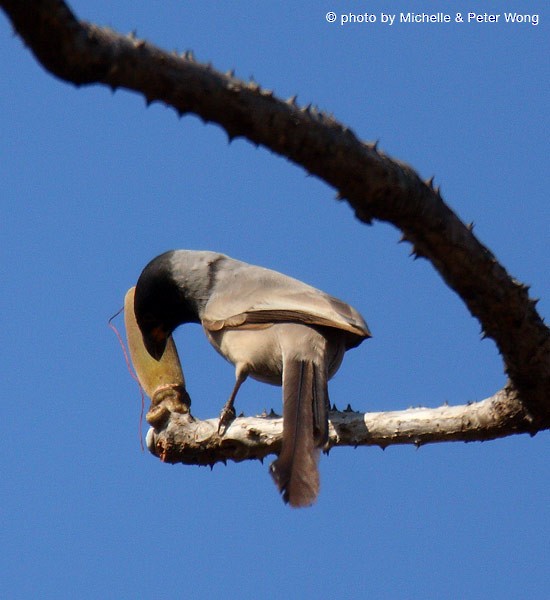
top-left (134, 251), bottom-right (196, 360)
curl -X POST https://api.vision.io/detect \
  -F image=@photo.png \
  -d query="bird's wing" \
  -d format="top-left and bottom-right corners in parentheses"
top-left (202, 264), bottom-right (371, 348)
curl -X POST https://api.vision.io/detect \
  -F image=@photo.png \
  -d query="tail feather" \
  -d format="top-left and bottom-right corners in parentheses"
top-left (270, 360), bottom-right (329, 508)
top-left (312, 362), bottom-right (330, 447)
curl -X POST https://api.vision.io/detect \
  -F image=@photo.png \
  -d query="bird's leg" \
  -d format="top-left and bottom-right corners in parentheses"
top-left (218, 370), bottom-right (247, 434)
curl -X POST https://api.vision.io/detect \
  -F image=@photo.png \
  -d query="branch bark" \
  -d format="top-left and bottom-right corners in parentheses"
top-left (144, 386), bottom-right (535, 466)
top-left (3, 0), bottom-right (549, 457)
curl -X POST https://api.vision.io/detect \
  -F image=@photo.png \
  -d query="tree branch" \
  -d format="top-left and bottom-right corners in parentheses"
top-left (144, 387), bottom-right (535, 466)
top-left (2, 0), bottom-right (548, 434)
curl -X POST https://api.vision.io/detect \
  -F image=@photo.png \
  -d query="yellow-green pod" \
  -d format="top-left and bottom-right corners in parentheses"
top-left (124, 287), bottom-right (190, 423)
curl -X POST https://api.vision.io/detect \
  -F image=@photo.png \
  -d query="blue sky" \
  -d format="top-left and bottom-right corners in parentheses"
top-left (1, 1), bottom-right (548, 598)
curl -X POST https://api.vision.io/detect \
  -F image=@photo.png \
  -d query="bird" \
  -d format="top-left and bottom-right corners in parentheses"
top-left (133, 250), bottom-right (371, 507)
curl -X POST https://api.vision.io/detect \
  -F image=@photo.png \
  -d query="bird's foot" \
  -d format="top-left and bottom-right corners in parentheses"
top-left (218, 404), bottom-right (236, 435)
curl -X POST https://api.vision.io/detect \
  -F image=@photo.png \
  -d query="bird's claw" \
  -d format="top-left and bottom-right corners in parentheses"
top-left (218, 405), bottom-right (236, 435)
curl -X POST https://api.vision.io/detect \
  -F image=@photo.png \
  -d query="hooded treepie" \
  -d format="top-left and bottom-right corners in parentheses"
top-left (134, 250), bottom-right (371, 507)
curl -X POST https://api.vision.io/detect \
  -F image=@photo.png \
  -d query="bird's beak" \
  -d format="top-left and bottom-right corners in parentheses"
top-left (142, 326), bottom-right (168, 360)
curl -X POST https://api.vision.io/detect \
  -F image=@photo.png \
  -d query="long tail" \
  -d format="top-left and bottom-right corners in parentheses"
top-left (270, 360), bottom-right (329, 508)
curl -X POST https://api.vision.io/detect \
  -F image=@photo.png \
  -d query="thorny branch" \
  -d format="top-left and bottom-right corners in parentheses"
top-left (144, 388), bottom-right (532, 466)
top-left (2, 0), bottom-right (548, 465)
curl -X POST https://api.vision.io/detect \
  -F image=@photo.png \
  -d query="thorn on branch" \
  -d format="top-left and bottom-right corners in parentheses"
top-left (398, 233), bottom-right (409, 244)
top-left (410, 246), bottom-right (425, 260)
top-left (225, 129), bottom-right (238, 144)
top-left (353, 206), bottom-right (374, 225)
